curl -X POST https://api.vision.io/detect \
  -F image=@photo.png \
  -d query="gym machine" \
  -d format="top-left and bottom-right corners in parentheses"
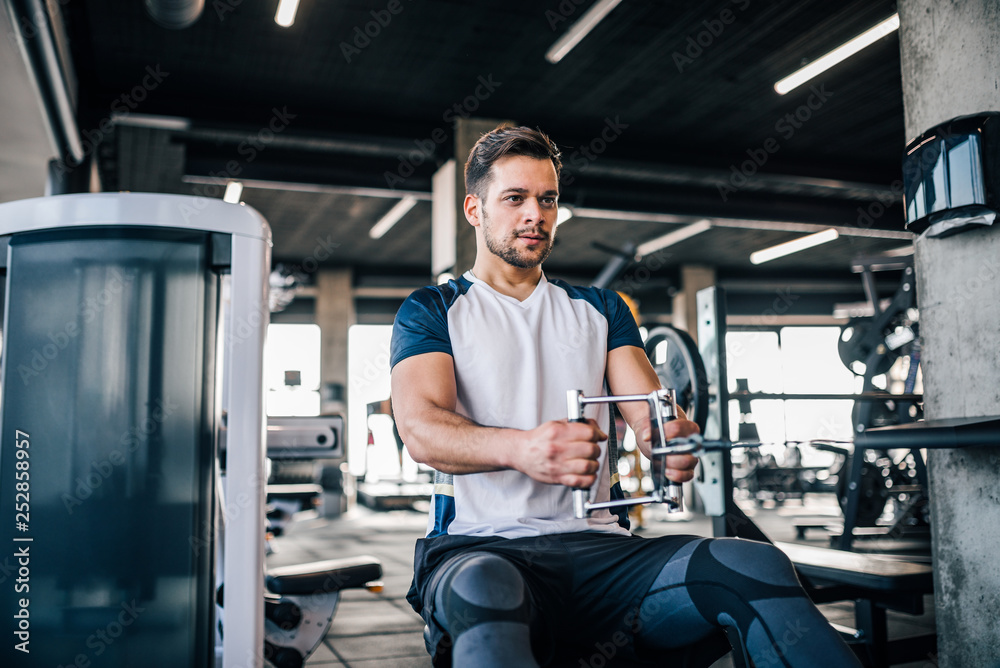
top-left (0, 193), bottom-right (380, 668)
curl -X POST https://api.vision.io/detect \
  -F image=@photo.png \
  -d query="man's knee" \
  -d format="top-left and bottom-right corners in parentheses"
top-left (706, 539), bottom-right (799, 588)
top-left (434, 552), bottom-right (532, 634)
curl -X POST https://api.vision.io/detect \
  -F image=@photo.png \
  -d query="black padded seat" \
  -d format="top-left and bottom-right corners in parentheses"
top-left (266, 555), bottom-right (382, 595)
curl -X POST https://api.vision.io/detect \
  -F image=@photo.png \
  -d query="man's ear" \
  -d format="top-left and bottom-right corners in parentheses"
top-left (464, 194), bottom-right (481, 227)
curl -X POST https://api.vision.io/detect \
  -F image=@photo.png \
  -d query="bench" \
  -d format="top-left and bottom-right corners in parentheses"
top-left (775, 541), bottom-right (935, 667)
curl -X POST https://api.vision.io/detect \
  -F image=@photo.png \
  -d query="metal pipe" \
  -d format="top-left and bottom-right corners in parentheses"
top-left (728, 391), bottom-right (923, 402)
top-left (579, 393), bottom-right (650, 404)
top-left (5, 0), bottom-right (83, 165)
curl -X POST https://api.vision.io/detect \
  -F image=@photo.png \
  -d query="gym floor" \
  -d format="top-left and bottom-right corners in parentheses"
top-left (266, 495), bottom-right (937, 668)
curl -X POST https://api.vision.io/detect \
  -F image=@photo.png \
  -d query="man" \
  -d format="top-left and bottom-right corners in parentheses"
top-left (390, 125), bottom-right (860, 667)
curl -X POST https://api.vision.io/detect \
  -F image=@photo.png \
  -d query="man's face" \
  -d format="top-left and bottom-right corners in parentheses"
top-left (477, 155), bottom-right (560, 269)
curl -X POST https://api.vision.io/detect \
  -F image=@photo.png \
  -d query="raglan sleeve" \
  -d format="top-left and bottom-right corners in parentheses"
top-left (390, 287), bottom-right (453, 369)
top-left (604, 290), bottom-right (644, 352)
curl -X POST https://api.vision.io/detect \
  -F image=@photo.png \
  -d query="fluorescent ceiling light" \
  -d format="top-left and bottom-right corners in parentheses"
top-left (275, 0), bottom-right (300, 27)
top-left (750, 228), bottom-right (839, 264)
top-left (557, 206), bottom-right (573, 225)
top-left (545, 0), bottom-right (623, 64)
top-left (774, 14), bottom-right (899, 95)
top-left (635, 219), bottom-right (712, 259)
top-left (223, 181), bottom-right (243, 203)
top-left (370, 196), bottom-right (418, 239)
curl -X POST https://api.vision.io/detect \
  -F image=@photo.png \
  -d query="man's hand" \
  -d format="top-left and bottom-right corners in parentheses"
top-left (513, 419), bottom-right (606, 488)
top-left (636, 416), bottom-right (700, 483)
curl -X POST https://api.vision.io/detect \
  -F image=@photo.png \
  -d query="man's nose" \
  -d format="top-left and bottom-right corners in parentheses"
top-left (522, 197), bottom-right (544, 222)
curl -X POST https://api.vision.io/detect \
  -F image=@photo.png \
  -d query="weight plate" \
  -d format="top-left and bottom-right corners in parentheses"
top-left (836, 455), bottom-right (890, 527)
top-left (644, 325), bottom-right (710, 433)
top-left (838, 317), bottom-right (898, 377)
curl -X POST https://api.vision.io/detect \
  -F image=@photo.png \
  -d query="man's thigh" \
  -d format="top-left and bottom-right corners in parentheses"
top-left (559, 533), bottom-right (702, 652)
top-left (415, 532), bottom-right (700, 664)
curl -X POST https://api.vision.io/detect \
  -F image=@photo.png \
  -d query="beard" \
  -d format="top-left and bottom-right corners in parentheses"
top-left (481, 205), bottom-right (555, 269)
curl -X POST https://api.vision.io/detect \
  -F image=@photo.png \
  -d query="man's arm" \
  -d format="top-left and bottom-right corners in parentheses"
top-left (605, 345), bottom-right (699, 483)
top-left (390, 351), bottom-right (605, 487)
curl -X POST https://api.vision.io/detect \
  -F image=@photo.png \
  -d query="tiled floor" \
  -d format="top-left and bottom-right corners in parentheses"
top-left (265, 495), bottom-right (937, 667)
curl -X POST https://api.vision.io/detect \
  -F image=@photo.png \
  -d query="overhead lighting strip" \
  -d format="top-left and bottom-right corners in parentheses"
top-left (635, 219), bottom-right (713, 259)
top-left (774, 13), bottom-right (899, 95)
top-left (545, 0), bottom-right (623, 64)
top-left (750, 228), bottom-right (839, 264)
top-left (275, 0), bottom-right (301, 28)
top-left (370, 196), bottom-right (418, 239)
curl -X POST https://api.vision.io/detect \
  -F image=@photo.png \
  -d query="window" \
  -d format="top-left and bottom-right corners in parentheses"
top-left (264, 324), bottom-right (321, 416)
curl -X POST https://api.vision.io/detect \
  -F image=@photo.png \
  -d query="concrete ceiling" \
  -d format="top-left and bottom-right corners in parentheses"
top-left (3, 0), bottom-right (917, 319)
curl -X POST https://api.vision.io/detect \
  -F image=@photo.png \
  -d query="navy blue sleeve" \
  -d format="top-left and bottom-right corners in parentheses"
top-left (603, 290), bottom-right (644, 351)
top-left (390, 286), bottom-right (453, 369)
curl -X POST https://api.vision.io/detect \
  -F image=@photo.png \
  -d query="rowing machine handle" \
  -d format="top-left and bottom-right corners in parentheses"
top-left (651, 390), bottom-right (684, 513)
top-left (566, 390), bottom-right (591, 518)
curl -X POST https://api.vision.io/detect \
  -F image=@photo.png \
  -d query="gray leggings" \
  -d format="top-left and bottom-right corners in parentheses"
top-left (432, 537), bottom-right (861, 667)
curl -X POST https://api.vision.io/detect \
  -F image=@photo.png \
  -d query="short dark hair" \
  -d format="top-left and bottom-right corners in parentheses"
top-left (464, 124), bottom-right (562, 199)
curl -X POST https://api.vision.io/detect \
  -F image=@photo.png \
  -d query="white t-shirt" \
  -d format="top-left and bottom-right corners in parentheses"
top-left (390, 271), bottom-right (642, 538)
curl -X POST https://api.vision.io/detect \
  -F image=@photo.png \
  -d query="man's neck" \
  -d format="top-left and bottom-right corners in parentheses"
top-left (470, 259), bottom-right (543, 302)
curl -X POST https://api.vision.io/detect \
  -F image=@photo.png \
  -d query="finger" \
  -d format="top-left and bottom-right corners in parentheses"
top-left (568, 420), bottom-right (606, 442)
top-left (566, 441), bottom-right (601, 461)
top-left (586, 418), bottom-right (608, 441)
top-left (664, 468), bottom-right (696, 484)
top-left (569, 457), bottom-right (600, 475)
top-left (562, 472), bottom-right (598, 489)
top-left (664, 419), bottom-right (700, 439)
top-left (665, 454), bottom-right (699, 471)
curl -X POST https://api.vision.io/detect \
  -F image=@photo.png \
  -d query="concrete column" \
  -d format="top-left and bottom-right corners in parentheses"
top-left (431, 160), bottom-right (457, 279)
top-left (672, 265), bottom-right (716, 341)
top-left (453, 117), bottom-right (513, 274)
top-left (898, 2), bottom-right (1000, 665)
top-left (314, 268), bottom-right (354, 416)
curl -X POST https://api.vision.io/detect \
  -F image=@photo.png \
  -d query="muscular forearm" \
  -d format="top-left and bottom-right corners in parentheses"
top-left (398, 404), bottom-right (522, 474)
top-left (399, 406), bottom-right (603, 487)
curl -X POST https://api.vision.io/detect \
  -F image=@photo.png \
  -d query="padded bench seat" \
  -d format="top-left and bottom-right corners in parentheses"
top-left (266, 555), bottom-right (383, 595)
top-left (774, 541), bottom-right (935, 667)
top-left (775, 541), bottom-right (933, 592)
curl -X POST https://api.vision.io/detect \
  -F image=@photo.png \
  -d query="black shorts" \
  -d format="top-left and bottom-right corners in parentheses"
top-left (408, 530), bottom-right (700, 667)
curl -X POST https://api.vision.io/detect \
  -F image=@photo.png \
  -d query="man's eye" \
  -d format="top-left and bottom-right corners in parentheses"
top-left (507, 195), bottom-right (522, 202)
top-left (541, 198), bottom-right (557, 206)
